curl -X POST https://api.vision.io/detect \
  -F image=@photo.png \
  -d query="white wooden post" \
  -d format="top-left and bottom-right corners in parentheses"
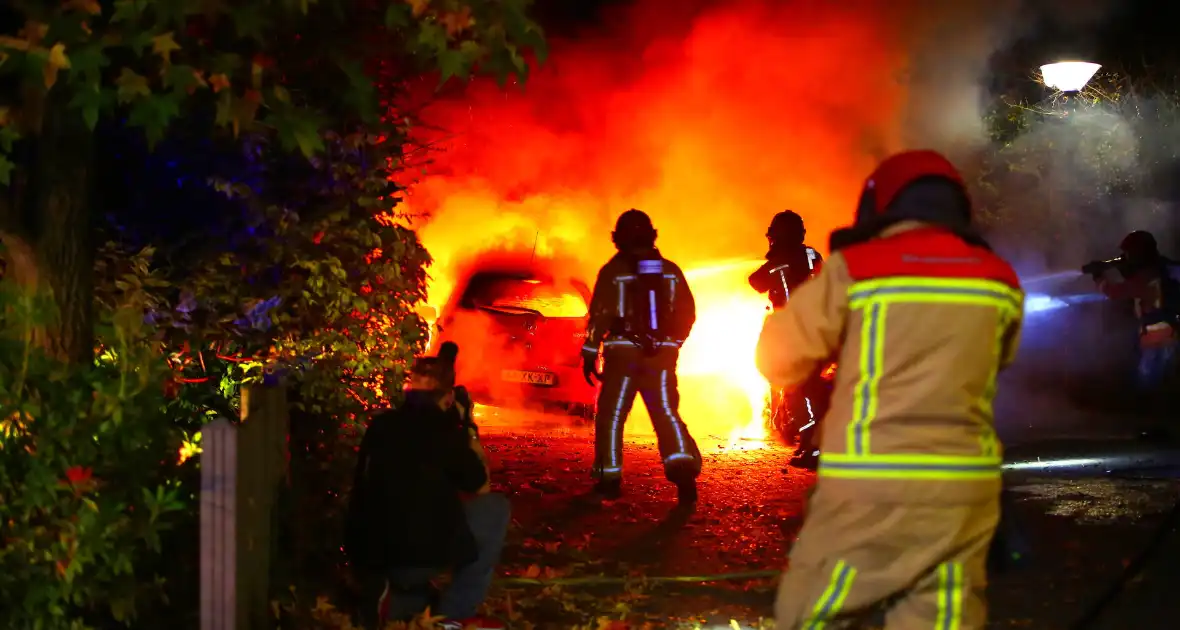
top-left (200, 418), bottom-right (238, 630)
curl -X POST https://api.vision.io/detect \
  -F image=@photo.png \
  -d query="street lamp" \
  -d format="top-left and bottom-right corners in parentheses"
top-left (1040, 61), bottom-right (1101, 93)
top-left (1036, 60), bottom-right (1101, 271)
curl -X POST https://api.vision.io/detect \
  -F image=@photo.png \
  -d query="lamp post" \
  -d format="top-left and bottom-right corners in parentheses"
top-left (1038, 60), bottom-right (1101, 270)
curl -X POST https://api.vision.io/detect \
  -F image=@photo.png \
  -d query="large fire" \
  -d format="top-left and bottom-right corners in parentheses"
top-left (395, 0), bottom-right (995, 441)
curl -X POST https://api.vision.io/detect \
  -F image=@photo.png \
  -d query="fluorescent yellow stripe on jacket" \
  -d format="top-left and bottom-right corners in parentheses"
top-left (836, 275), bottom-right (1021, 480)
top-left (935, 562), bottom-right (965, 630)
top-left (804, 560), bottom-right (857, 630)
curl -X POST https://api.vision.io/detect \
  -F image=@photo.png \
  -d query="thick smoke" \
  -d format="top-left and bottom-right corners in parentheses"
top-left (405, 0), bottom-right (1045, 305)
top-left (400, 0), bottom-right (1158, 439)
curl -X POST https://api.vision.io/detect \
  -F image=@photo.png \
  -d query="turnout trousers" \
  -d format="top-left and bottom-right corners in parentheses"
top-left (776, 487), bottom-right (999, 630)
top-left (592, 347), bottom-right (702, 482)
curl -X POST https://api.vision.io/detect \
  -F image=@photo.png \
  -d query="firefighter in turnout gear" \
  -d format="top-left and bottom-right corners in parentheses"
top-left (581, 209), bottom-right (702, 504)
top-left (756, 150), bottom-right (1024, 629)
top-left (749, 210), bottom-right (824, 309)
top-left (749, 210), bottom-right (827, 469)
top-left (1085, 230), bottom-right (1180, 439)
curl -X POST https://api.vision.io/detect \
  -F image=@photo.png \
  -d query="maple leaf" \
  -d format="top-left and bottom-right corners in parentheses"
top-left (19, 21), bottom-right (49, 45)
top-left (523, 564), bottom-right (542, 578)
top-left (115, 67), bottom-right (151, 102)
top-left (310, 595), bottom-right (335, 617)
top-left (208, 73), bottom-right (230, 93)
top-left (439, 8), bottom-right (473, 37)
top-left (64, 0), bottom-right (102, 15)
top-left (405, 0), bottom-right (430, 18)
top-left (151, 32), bottom-right (181, 65)
top-left (43, 43), bottom-right (72, 89)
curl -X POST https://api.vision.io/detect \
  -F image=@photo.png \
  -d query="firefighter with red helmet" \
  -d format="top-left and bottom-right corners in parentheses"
top-left (1084, 229), bottom-right (1180, 438)
top-left (756, 151), bottom-right (1024, 629)
top-left (749, 210), bottom-right (828, 469)
top-left (581, 209), bottom-right (701, 504)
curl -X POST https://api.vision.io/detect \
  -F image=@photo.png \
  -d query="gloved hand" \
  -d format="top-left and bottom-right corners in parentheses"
top-left (582, 353), bottom-right (601, 386)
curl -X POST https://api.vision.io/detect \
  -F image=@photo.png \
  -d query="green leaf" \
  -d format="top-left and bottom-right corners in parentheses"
top-left (163, 64), bottom-right (205, 92)
top-left (0, 155), bottom-right (13, 185)
top-left (115, 68), bottom-right (151, 102)
top-left (336, 58), bottom-right (377, 123)
top-left (384, 3), bottom-right (410, 28)
top-left (66, 41), bottom-right (110, 85)
top-left (229, 5), bottom-right (267, 42)
top-left (272, 108), bottom-right (326, 158)
top-left (438, 49), bottom-right (467, 85)
top-left (209, 53), bottom-right (243, 75)
top-left (127, 94), bottom-right (181, 148)
top-left (0, 127), bottom-right (19, 153)
top-left (416, 23), bottom-right (448, 55)
top-left (68, 83), bottom-right (106, 130)
top-left (110, 0), bottom-right (142, 23)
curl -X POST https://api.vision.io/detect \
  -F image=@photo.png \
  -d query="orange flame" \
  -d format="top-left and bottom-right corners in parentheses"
top-left (397, 0), bottom-right (939, 442)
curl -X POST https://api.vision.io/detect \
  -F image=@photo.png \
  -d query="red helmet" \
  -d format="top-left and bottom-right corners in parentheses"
top-left (854, 150), bottom-right (967, 223)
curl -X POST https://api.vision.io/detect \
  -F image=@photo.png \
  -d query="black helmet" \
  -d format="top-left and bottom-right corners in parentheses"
top-left (1120, 230), bottom-right (1158, 260)
top-left (768, 210), bottom-right (805, 247)
top-left (612, 209), bottom-right (657, 250)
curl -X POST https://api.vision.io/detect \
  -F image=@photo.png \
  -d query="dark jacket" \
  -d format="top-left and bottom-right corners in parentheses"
top-left (749, 244), bottom-right (823, 309)
top-left (345, 392), bottom-right (488, 570)
top-left (581, 247), bottom-right (696, 356)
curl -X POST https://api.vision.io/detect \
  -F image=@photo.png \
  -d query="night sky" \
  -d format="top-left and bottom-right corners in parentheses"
top-left (535, 0), bottom-right (1180, 82)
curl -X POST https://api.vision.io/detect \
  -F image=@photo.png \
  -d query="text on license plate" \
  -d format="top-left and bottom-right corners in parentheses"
top-left (502, 370), bottom-right (557, 386)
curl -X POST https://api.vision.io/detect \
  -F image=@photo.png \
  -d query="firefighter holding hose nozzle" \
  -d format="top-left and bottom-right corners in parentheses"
top-left (581, 209), bottom-right (702, 505)
top-left (1084, 230), bottom-right (1180, 439)
top-left (757, 150), bottom-right (1024, 629)
top-left (749, 210), bottom-right (830, 470)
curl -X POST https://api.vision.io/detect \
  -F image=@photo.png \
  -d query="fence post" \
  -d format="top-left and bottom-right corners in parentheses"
top-left (236, 383), bottom-right (290, 630)
top-left (200, 418), bottom-right (237, 630)
top-left (200, 383), bottom-right (290, 630)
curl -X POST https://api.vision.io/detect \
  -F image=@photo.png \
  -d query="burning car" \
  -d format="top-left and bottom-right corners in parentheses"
top-left (429, 268), bottom-right (597, 417)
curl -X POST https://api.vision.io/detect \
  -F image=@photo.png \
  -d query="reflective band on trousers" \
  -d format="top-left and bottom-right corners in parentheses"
top-left (829, 276), bottom-right (1022, 480)
top-left (803, 559), bottom-right (857, 629)
top-left (936, 562), bottom-right (965, 630)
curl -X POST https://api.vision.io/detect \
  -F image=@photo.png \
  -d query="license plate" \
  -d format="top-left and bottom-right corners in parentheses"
top-left (501, 370), bottom-right (557, 386)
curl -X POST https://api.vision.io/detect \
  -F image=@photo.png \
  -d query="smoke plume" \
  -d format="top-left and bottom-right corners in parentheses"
top-left (399, 0), bottom-right (1138, 439)
top-left (404, 0), bottom-right (1047, 302)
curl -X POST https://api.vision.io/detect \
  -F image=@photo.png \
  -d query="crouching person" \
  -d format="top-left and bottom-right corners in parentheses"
top-left (346, 341), bottom-right (510, 630)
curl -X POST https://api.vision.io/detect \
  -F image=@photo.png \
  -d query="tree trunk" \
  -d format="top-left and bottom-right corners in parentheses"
top-left (0, 88), bottom-right (95, 364)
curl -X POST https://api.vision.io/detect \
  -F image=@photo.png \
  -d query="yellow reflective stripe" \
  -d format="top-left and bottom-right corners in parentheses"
top-left (848, 301), bottom-right (886, 455)
top-left (804, 560), bottom-right (857, 630)
top-left (818, 453), bottom-right (1002, 480)
top-left (935, 562), bottom-right (965, 630)
top-left (977, 310), bottom-right (1013, 457)
top-left (845, 275), bottom-right (1023, 460)
top-left (849, 276), bottom-right (1024, 307)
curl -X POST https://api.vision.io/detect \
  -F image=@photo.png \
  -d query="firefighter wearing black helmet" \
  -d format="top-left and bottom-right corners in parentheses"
top-left (749, 210), bottom-right (824, 309)
top-left (1084, 230), bottom-right (1180, 438)
top-left (749, 210), bottom-right (827, 470)
top-left (580, 209), bottom-right (701, 504)
top-left (756, 151), bottom-right (1024, 629)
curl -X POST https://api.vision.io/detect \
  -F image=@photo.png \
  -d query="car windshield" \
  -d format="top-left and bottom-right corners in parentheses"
top-left (465, 276), bottom-right (589, 318)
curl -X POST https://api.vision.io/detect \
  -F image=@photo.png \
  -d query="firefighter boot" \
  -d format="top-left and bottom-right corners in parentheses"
top-left (667, 461), bottom-right (698, 505)
top-left (788, 445), bottom-right (820, 470)
top-left (594, 478), bottom-right (623, 500)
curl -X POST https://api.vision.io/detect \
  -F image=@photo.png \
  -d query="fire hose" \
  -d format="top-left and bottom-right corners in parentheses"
top-left (499, 570), bottom-right (779, 587)
top-left (495, 475), bottom-right (1180, 628)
